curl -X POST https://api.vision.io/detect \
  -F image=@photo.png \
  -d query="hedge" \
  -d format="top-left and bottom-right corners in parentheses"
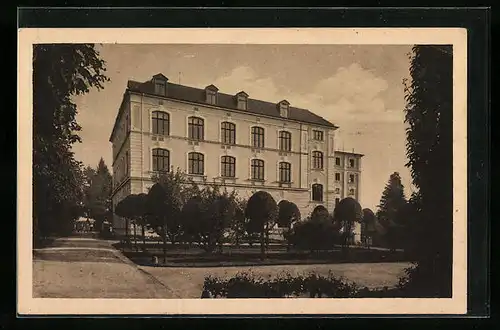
top-left (201, 270), bottom-right (405, 298)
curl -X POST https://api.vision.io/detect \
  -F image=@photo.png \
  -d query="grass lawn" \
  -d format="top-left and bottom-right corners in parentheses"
top-left (140, 262), bottom-right (412, 298)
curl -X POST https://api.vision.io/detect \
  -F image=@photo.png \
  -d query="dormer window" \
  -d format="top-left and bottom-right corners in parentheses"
top-left (278, 100), bottom-right (290, 118)
top-left (205, 84), bottom-right (218, 105)
top-left (152, 74), bottom-right (168, 96)
top-left (236, 91), bottom-right (248, 110)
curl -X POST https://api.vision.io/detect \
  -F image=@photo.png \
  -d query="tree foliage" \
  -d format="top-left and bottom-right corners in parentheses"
top-left (33, 44), bottom-right (109, 242)
top-left (277, 200), bottom-right (301, 228)
top-left (245, 191), bottom-right (278, 259)
top-left (376, 172), bottom-right (408, 250)
top-left (82, 158), bottom-right (113, 230)
top-left (333, 197), bottom-right (363, 248)
top-left (402, 45), bottom-right (453, 297)
top-left (286, 209), bottom-right (339, 252)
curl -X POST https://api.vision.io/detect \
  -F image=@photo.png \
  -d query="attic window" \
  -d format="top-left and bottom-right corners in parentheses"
top-left (154, 79), bottom-right (167, 96)
top-left (279, 101), bottom-right (289, 118)
top-left (206, 90), bottom-right (217, 105)
top-left (236, 92), bottom-right (248, 110)
top-left (205, 85), bottom-right (218, 105)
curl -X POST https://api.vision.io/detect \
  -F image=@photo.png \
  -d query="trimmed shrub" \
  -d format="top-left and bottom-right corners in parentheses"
top-left (202, 271), bottom-right (406, 298)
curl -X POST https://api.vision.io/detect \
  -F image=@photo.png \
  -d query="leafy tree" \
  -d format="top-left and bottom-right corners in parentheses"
top-left (114, 197), bottom-right (131, 245)
top-left (181, 185), bottom-right (237, 253)
top-left (146, 183), bottom-right (169, 262)
top-left (135, 193), bottom-right (149, 251)
top-left (147, 169), bottom-right (186, 261)
top-left (33, 44), bottom-right (109, 243)
top-left (311, 205), bottom-right (329, 219)
top-left (361, 208), bottom-right (378, 247)
top-left (230, 198), bottom-right (248, 247)
top-left (83, 158), bottom-right (113, 231)
top-left (402, 45), bottom-right (453, 297)
top-left (376, 172), bottom-right (408, 251)
top-left (277, 200), bottom-right (301, 229)
top-left (333, 197), bottom-right (363, 250)
top-left (286, 209), bottom-right (338, 252)
top-left (245, 191), bottom-right (278, 260)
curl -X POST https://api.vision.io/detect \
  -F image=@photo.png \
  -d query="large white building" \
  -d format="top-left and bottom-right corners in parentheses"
top-left (109, 73), bottom-right (363, 241)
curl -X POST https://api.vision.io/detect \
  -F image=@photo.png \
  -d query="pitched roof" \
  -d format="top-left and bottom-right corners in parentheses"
top-left (126, 78), bottom-right (337, 128)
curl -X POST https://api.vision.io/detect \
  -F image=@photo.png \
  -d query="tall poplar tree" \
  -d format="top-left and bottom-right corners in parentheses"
top-left (402, 45), bottom-right (453, 297)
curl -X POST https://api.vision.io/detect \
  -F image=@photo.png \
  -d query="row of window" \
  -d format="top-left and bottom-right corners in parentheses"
top-left (152, 148), bottom-right (357, 199)
top-left (334, 172), bottom-right (357, 183)
top-left (152, 149), bottom-right (292, 182)
top-left (335, 156), bottom-right (357, 168)
top-left (152, 111), bottom-right (325, 150)
top-left (153, 147), bottom-right (356, 183)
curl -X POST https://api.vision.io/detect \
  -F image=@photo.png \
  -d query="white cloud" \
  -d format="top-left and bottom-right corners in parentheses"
top-left (209, 64), bottom-right (403, 126)
top-left (297, 63), bottom-right (403, 123)
top-left (211, 66), bottom-right (279, 101)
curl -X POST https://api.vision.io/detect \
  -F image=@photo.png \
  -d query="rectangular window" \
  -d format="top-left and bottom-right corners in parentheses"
top-left (152, 148), bottom-right (170, 172)
top-left (335, 173), bottom-right (341, 181)
top-left (188, 152), bottom-right (204, 175)
top-left (312, 151), bottom-right (324, 170)
top-left (251, 159), bottom-right (265, 181)
top-left (279, 162), bottom-right (291, 183)
top-left (221, 156), bottom-right (236, 178)
top-left (251, 126), bottom-right (265, 148)
top-left (349, 188), bottom-right (355, 196)
top-left (335, 157), bottom-right (341, 166)
top-left (237, 96), bottom-right (247, 110)
top-left (152, 111), bottom-right (170, 135)
top-left (313, 130), bottom-right (324, 141)
top-left (279, 131), bottom-right (292, 151)
top-left (188, 117), bottom-right (204, 140)
top-left (155, 80), bottom-right (166, 96)
top-left (349, 158), bottom-right (355, 168)
top-left (312, 184), bottom-right (323, 202)
top-left (335, 187), bottom-right (340, 194)
top-left (221, 122), bottom-right (236, 145)
top-left (335, 198), bottom-right (340, 206)
top-left (207, 92), bottom-right (217, 105)
top-left (349, 174), bottom-right (355, 183)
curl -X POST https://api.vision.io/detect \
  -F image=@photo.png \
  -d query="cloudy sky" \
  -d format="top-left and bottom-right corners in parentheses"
top-left (72, 43), bottom-right (415, 211)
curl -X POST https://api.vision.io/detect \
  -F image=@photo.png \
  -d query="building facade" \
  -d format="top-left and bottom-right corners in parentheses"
top-left (109, 74), bottom-right (364, 241)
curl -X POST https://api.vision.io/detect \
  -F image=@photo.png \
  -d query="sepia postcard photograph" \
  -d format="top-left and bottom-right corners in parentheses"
top-left (17, 27), bottom-right (468, 315)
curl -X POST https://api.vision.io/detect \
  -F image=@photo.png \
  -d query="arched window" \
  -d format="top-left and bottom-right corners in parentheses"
top-left (221, 122), bottom-right (236, 145)
top-left (221, 156), bottom-right (236, 178)
top-left (279, 131), bottom-right (292, 151)
top-left (251, 159), bottom-right (265, 181)
top-left (152, 111), bottom-right (169, 135)
top-left (312, 184), bottom-right (323, 202)
top-left (251, 126), bottom-right (265, 148)
top-left (188, 152), bottom-right (204, 175)
top-left (279, 162), bottom-right (292, 183)
top-left (188, 117), bottom-right (204, 140)
top-left (152, 148), bottom-right (170, 172)
top-left (312, 151), bottom-right (324, 170)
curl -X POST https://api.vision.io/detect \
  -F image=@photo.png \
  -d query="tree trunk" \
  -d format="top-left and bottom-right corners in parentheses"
top-left (141, 224), bottom-right (146, 252)
top-left (162, 227), bottom-right (167, 264)
top-left (125, 218), bottom-right (130, 247)
top-left (133, 222), bottom-right (138, 251)
top-left (260, 230), bottom-right (265, 260)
